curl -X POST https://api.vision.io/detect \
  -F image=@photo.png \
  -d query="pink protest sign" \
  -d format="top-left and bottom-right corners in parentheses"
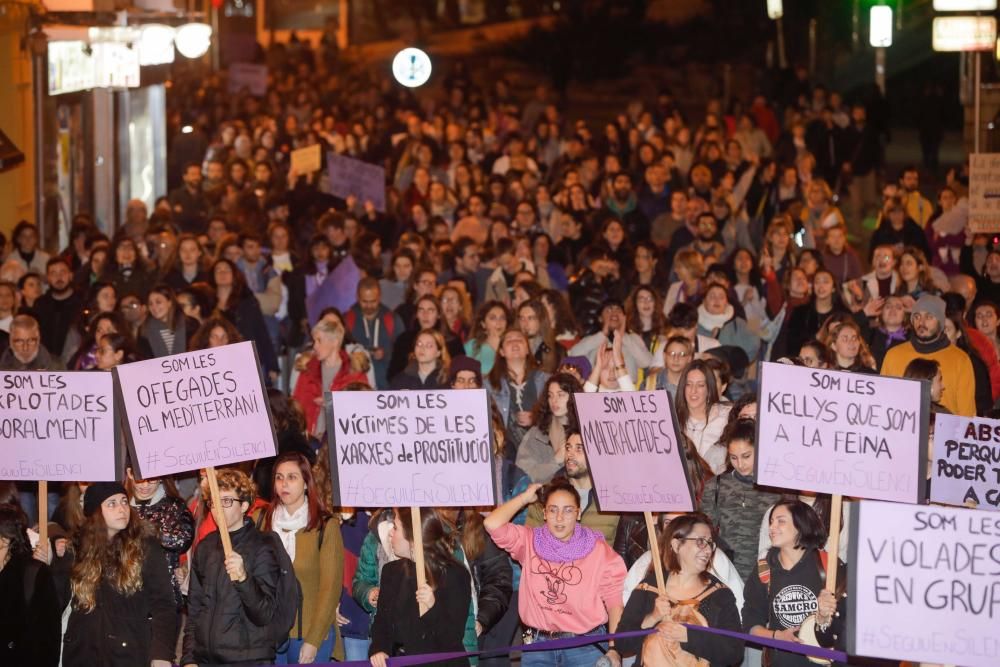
top-left (573, 390), bottom-right (694, 512)
top-left (756, 362), bottom-right (928, 503)
top-left (327, 389), bottom-right (496, 508)
top-left (0, 371), bottom-right (119, 481)
top-left (930, 413), bottom-right (1000, 510)
top-left (113, 341), bottom-right (277, 479)
top-left (848, 501), bottom-right (1000, 666)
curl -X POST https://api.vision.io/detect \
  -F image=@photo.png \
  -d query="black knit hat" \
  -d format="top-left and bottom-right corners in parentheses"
top-left (83, 482), bottom-right (127, 517)
top-left (448, 355), bottom-right (482, 387)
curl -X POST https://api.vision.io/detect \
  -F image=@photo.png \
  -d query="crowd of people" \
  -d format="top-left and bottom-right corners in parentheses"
top-left (0, 39), bottom-right (994, 667)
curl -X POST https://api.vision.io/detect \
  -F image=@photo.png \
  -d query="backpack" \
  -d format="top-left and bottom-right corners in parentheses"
top-left (255, 513), bottom-right (327, 643)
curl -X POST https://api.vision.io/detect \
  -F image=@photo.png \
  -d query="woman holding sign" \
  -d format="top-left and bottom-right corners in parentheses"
top-left (369, 507), bottom-right (471, 667)
top-left (63, 482), bottom-right (177, 667)
top-left (617, 513), bottom-right (744, 666)
top-left (484, 480), bottom-right (626, 667)
top-left (741, 500), bottom-right (845, 667)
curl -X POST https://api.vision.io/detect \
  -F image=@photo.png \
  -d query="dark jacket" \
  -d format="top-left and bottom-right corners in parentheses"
top-left (223, 291), bottom-right (278, 376)
top-left (0, 555), bottom-right (62, 667)
top-left (454, 514), bottom-right (512, 634)
top-left (388, 328), bottom-right (465, 381)
top-left (181, 519), bottom-right (281, 665)
top-left (131, 493), bottom-right (195, 607)
top-left (137, 315), bottom-right (200, 359)
top-left (618, 573), bottom-right (744, 666)
top-left (390, 362), bottom-right (449, 390)
top-left (31, 291), bottom-right (83, 357)
top-left (63, 538), bottom-right (178, 667)
top-left (568, 268), bottom-right (627, 336)
top-left (369, 558), bottom-right (471, 667)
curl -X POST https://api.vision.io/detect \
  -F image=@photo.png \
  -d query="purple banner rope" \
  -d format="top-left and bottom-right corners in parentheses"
top-left (261, 623), bottom-right (847, 666)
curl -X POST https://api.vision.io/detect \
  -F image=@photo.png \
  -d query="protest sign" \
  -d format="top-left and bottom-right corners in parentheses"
top-left (756, 362), bottom-right (928, 503)
top-left (847, 500), bottom-right (1000, 667)
top-left (573, 390), bottom-right (694, 512)
top-left (113, 341), bottom-right (277, 479)
top-left (227, 62), bottom-right (268, 96)
top-left (0, 370), bottom-right (119, 481)
top-left (930, 412), bottom-right (1000, 510)
top-left (326, 389), bottom-right (496, 508)
top-left (969, 153), bottom-right (1000, 233)
top-left (327, 153), bottom-right (386, 212)
top-left (290, 144), bottom-right (321, 174)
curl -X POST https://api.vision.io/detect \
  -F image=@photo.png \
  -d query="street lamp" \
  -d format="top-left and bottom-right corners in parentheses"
top-left (870, 6), bottom-right (893, 94)
top-left (392, 47), bottom-right (432, 88)
top-left (175, 23), bottom-right (212, 59)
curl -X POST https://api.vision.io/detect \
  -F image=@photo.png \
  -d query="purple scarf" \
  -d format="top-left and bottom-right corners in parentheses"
top-left (881, 327), bottom-right (908, 345)
top-left (532, 524), bottom-right (602, 562)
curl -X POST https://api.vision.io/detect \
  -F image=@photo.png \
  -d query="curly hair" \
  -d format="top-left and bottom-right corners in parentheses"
top-left (189, 316), bottom-right (243, 351)
top-left (70, 505), bottom-right (153, 612)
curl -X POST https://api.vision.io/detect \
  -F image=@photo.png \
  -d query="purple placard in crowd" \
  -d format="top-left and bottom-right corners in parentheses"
top-left (755, 362), bottom-right (928, 503)
top-left (227, 62), bottom-right (269, 96)
top-left (930, 413), bottom-right (1000, 510)
top-left (327, 153), bottom-right (387, 212)
top-left (326, 389), bottom-right (496, 508)
top-left (847, 500), bottom-right (1000, 666)
top-left (573, 390), bottom-right (694, 512)
top-left (113, 341), bottom-right (277, 479)
top-left (0, 370), bottom-right (119, 481)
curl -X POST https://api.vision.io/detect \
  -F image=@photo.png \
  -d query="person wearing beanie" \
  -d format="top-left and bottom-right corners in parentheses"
top-left (63, 482), bottom-right (178, 667)
top-left (448, 355), bottom-right (483, 389)
top-left (881, 293), bottom-right (976, 416)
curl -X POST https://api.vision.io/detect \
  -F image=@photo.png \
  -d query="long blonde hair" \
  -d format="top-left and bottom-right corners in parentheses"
top-left (70, 509), bottom-right (152, 612)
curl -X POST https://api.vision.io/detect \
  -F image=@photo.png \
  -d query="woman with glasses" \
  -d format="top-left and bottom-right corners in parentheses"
top-left (646, 335), bottom-right (694, 398)
top-left (390, 329), bottom-right (452, 390)
top-left (796, 339), bottom-right (832, 369)
top-left (742, 500), bottom-right (845, 667)
top-left (396, 268), bottom-right (439, 333)
top-left (616, 513), bottom-right (743, 666)
top-left (438, 284), bottom-right (472, 342)
top-left (484, 479), bottom-right (627, 667)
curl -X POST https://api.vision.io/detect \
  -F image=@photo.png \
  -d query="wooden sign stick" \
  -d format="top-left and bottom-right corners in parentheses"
top-left (205, 466), bottom-right (234, 565)
top-left (644, 511), bottom-right (666, 594)
top-left (410, 506), bottom-right (428, 615)
top-left (801, 493), bottom-right (843, 665)
top-left (37, 481), bottom-right (48, 547)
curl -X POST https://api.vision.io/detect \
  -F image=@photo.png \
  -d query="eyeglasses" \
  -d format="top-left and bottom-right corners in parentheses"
top-left (678, 537), bottom-right (716, 550)
top-left (545, 505), bottom-right (577, 518)
top-left (668, 351), bottom-right (691, 358)
top-left (10, 337), bottom-right (38, 347)
top-left (414, 341), bottom-right (438, 350)
top-left (207, 497), bottom-right (241, 509)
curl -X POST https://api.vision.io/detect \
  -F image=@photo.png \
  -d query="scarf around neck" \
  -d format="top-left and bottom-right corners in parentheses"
top-left (698, 304), bottom-right (734, 333)
top-left (532, 523), bottom-right (602, 562)
top-left (273, 502), bottom-right (309, 562)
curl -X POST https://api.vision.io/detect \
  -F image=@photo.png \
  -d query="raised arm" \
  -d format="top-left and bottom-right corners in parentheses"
top-left (484, 483), bottom-right (541, 533)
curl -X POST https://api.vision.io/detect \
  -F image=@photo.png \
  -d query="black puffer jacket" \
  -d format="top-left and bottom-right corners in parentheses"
top-left (63, 538), bottom-right (178, 667)
top-left (181, 519), bottom-right (281, 665)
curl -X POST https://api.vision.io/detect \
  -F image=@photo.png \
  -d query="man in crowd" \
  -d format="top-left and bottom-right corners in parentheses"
top-left (32, 257), bottom-right (82, 359)
top-left (345, 278), bottom-right (402, 390)
top-left (168, 162), bottom-right (209, 233)
top-left (881, 294), bottom-right (976, 416)
top-left (0, 314), bottom-right (64, 370)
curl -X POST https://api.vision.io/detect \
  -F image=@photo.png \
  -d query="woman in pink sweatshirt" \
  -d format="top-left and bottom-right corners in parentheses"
top-left (484, 479), bottom-right (627, 667)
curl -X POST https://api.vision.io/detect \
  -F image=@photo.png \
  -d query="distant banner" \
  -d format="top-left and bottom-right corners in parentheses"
top-left (574, 390), bottom-right (694, 512)
top-left (327, 389), bottom-right (496, 508)
top-left (756, 362), bottom-right (929, 503)
top-left (930, 413), bottom-right (1000, 510)
top-left (969, 153), bottom-right (1000, 233)
top-left (848, 501), bottom-right (1000, 667)
top-left (327, 153), bottom-right (386, 212)
top-left (0, 371), bottom-right (119, 481)
top-left (227, 62), bottom-right (268, 96)
top-left (114, 342), bottom-right (277, 479)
